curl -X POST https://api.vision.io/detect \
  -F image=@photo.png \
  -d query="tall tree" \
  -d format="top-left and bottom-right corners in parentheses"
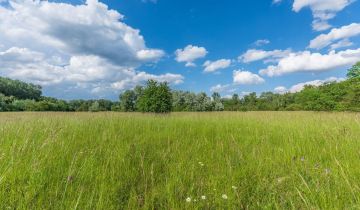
top-left (347, 62), bottom-right (360, 79)
top-left (137, 80), bottom-right (172, 113)
top-left (211, 92), bottom-right (224, 111)
top-left (212, 92), bottom-right (221, 101)
top-left (119, 90), bottom-right (137, 112)
top-left (89, 101), bottom-right (100, 112)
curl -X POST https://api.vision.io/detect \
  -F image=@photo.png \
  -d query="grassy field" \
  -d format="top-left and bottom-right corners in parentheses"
top-left (0, 112), bottom-right (360, 209)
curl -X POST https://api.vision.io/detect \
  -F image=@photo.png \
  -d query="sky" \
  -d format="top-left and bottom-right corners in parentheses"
top-left (0, 0), bottom-right (360, 100)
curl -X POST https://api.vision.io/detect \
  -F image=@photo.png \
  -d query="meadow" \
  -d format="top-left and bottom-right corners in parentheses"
top-left (0, 112), bottom-right (360, 209)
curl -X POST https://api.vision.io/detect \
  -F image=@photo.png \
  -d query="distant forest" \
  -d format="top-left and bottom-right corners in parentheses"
top-left (1, 62), bottom-right (359, 112)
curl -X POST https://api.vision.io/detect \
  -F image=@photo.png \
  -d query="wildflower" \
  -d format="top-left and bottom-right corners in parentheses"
top-left (222, 194), bottom-right (228, 199)
top-left (325, 168), bottom-right (331, 175)
top-left (198, 161), bottom-right (204, 167)
top-left (186, 197), bottom-right (191, 203)
top-left (300, 157), bottom-right (305, 162)
top-left (201, 195), bottom-right (206, 200)
top-left (231, 186), bottom-right (237, 190)
top-left (194, 199), bottom-right (197, 202)
top-left (277, 177), bottom-right (288, 184)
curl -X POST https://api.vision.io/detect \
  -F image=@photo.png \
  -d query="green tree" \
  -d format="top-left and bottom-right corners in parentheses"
top-left (195, 92), bottom-right (213, 111)
top-left (232, 94), bottom-right (239, 103)
top-left (211, 92), bottom-right (224, 111)
top-left (172, 90), bottom-right (186, 111)
top-left (212, 92), bottom-right (221, 101)
top-left (137, 80), bottom-right (172, 113)
top-left (119, 90), bottom-right (137, 112)
top-left (243, 92), bottom-right (257, 110)
top-left (0, 77), bottom-right (42, 100)
top-left (89, 101), bottom-right (100, 112)
top-left (347, 62), bottom-right (360, 79)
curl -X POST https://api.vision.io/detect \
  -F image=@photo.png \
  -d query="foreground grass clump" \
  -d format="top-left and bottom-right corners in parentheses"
top-left (0, 112), bottom-right (360, 209)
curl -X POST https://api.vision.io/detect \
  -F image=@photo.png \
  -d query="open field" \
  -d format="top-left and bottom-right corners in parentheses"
top-left (0, 112), bottom-right (360, 209)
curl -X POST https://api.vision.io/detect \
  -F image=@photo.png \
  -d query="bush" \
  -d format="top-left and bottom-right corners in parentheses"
top-left (137, 80), bottom-right (172, 113)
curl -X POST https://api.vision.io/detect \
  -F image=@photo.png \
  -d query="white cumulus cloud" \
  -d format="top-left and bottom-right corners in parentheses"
top-left (260, 48), bottom-right (360, 77)
top-left (210, 70), bottom-right (265, 94)
top-left (239, 49), bottom-right (291, 63)
top-left (203, 59), bottom-right (231, 73)
top-left (292, 0), bottom-right (354, 31)
top-left (136, 49), bottom-right (165, 62)
top-left (175, 45), bottom-right (208, 67)
top-left (330, 39), bottom-right (353, 50)
top-left (0, 0), bottom-right (181, 99)
top-left (0, 48), bottom-right (183, 93)
top-left (309, 23), bottom-right (360, 49)
top-left (233, 70), bottom-right (265, 85)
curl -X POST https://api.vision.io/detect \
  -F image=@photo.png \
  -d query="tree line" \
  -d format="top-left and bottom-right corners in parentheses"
top-left (1, 62), bottom-right (359, 112)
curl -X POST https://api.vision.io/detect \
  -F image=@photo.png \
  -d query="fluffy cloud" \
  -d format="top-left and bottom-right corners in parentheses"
top-left (209, 70), bottom-right (265, 94)
top-left (233, 70), bottom-right (265, 85)
top-left (260, 48), bottom-right (360, 77)
top-left (239, 49), bottom-right (291, 63)
top-left (309, 23), bottom-right (360, 49)
top-left (175, 45), bottom-right (208, 67)
top-left (0, 47), bottom-right (65, 85)
top-left (203, 59), bottom-right (231, 73)
top-left (276, 77), bottom-right (344, 93)
top-left (292, 0), bottom-right (354, 31)
top-left (0, 0), bottom-right (181, 99)
top-left (330, 39), bottom-right (353, 50)
top-left (0, 0), bottom-right (165, 65)
top-left (136, 49), bottom-right (165, 62)
top-left (0, 47), bottom-right (183, 92)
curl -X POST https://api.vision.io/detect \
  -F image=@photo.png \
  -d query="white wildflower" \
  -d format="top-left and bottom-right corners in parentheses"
top-left (325, 168), bottom-right (331, 175)
top-left (186, 197), bottom-right (191, 203)
top-left (201, 195), bottom-right (206, 200)
top-left (222, 194), bottom-right (228, 199)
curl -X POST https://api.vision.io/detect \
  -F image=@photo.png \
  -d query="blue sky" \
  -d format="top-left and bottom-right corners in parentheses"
top-left (0, 0), bottom-right (360, 99)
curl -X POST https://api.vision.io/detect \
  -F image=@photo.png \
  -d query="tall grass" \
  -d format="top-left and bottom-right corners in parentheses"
top-left (0, 112), bottom-right (359, 209)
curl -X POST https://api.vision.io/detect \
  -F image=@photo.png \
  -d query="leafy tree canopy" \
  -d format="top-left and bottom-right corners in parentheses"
top-left (347, 62), bottom-right (360, 79)
top-left (137, 80), bottom-right (173, 113)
